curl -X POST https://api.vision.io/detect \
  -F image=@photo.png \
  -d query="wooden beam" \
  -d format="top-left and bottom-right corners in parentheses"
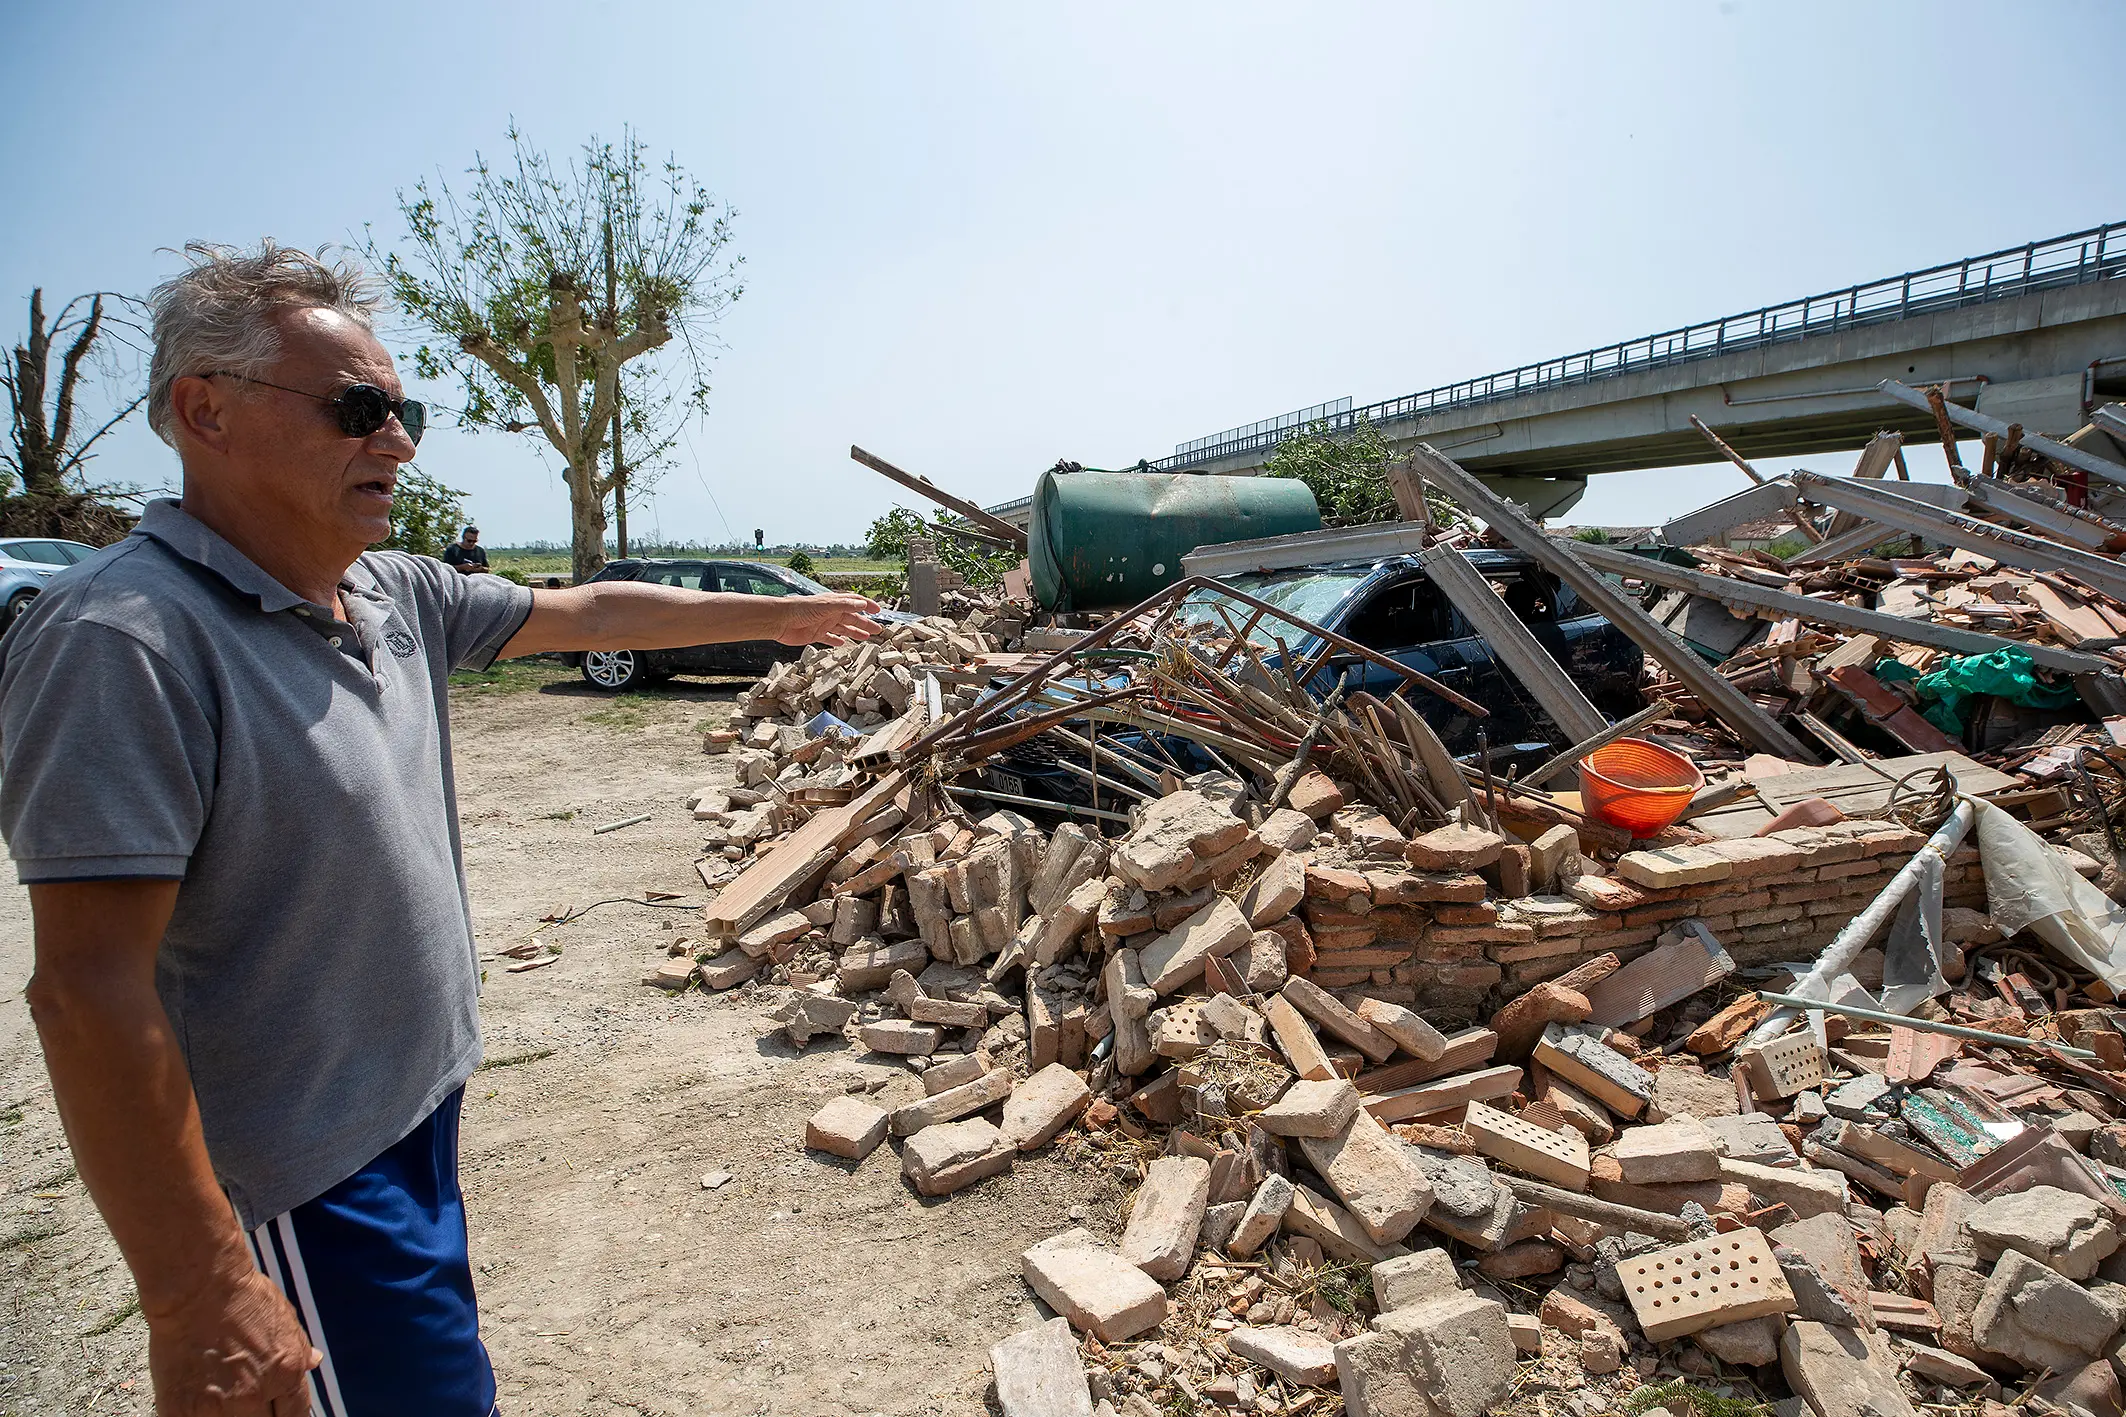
top-left (1877, 380), bottom-right (2126, 487)
top-left (849, 445), bottom-right (1029, 550)
top-left (1413, 543), bottom-right (1607, 742)
top-left (1399, 445), bottom-right (1823, 762)
top-left (1685, 415), bottom-right (1823, 543)
top-left (1567, 539), bottom-right (2113, 675)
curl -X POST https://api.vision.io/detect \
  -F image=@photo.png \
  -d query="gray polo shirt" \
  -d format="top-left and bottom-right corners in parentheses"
top-left (0, 499), bottom-right (532, 1226)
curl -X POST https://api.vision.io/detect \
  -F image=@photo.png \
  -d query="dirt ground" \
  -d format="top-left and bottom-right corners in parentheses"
top-left (0, 663), bottom-right (1121, 1416)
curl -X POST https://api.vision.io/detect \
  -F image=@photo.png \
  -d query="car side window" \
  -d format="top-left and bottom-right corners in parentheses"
top-left (644, 564), bottom-right (707, 591)
top-left (15, 542), bottom-right (70, 566)
top-left (725, 569), bottom-right (793, 597)
top-left (1341, 576), bottom-right (1451, 651)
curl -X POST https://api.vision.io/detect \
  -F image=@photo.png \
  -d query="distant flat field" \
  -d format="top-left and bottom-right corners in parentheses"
top-left (487, 551), bottom-right (898, 576)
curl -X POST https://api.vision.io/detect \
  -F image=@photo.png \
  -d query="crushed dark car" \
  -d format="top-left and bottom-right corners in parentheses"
top-left (977, 547), bottom-right (1644, 812)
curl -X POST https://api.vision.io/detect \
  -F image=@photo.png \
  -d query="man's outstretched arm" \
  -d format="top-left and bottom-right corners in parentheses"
top-left (27, 880), bottom-right (318, 1416)
top-left (498, 581), bottom-right (882, 658)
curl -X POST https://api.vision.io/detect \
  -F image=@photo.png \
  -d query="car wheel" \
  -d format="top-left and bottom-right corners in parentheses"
top-left (3, 591), bottom-right (35, 630)
top-left (581, 649), bottom-right (646, 691)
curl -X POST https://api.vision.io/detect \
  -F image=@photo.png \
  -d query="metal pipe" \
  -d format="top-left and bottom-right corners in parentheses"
top-left (1753, 990), bottom-right (2099, 1062)
top-left (1721, 375), bottom-right (1987, 408)
top-left (943, 784), bottom-right (1133, 825)
top-left (1743, 798), bottom-right (1976, 1049)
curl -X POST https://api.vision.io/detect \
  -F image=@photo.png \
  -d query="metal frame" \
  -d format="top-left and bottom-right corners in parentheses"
top-left (1157, 222), bottom-right (2126, 471)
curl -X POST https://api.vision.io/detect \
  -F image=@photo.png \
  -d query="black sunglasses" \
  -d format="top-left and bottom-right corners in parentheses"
top-left (203, 371), bottom-right (426, 446)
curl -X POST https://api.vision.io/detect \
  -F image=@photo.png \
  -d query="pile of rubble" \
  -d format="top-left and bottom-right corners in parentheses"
top-left (651, 421), bottom-right (2126, 1417)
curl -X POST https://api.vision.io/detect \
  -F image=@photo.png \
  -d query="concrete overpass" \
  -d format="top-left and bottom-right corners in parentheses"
top-left (994, 222), bottom-right (2126, 526)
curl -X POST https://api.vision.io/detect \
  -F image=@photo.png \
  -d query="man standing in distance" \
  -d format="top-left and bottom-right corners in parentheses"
top-left (441, 525), bottom-right (489, 575)
top-left (0, 242), bottom-right (878, 1415)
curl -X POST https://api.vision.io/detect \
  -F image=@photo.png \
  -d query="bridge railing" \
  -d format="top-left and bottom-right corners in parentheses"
top-left (1154, 221), bottom-right (2126, 471)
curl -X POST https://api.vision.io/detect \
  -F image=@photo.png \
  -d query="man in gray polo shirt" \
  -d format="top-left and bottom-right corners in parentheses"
top-left (0, 242), bottom-right (879, 1416)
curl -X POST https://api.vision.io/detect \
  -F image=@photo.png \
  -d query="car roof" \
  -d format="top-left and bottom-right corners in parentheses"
top-left (1227, 547), bottom-right (1536, 577)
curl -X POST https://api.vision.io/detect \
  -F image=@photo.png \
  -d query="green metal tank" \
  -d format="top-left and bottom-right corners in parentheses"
top-left (1029, 470), bottom-right (1321, 612)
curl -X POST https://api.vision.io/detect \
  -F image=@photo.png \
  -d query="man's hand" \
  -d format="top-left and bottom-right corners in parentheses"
top-left (148, 1266), bottom-right (320, 1416)
top-left (771, 592), bottom-right (883, 647)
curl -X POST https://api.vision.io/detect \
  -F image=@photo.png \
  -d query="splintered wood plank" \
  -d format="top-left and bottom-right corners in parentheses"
top-left (1739, 1032), bottom-right (1825, 1100)
top-left (1462, 1101), bottom-right (1591, 1190)
top-left (1620, 1228), bottom-right (1795, 1341)
top-left (1583, 925), bottom-right (1737, 1028)
top-left (1747, 752), bottom-right (2017, 817)
top-left (1360, 1064), bottom-right (1522, 1124)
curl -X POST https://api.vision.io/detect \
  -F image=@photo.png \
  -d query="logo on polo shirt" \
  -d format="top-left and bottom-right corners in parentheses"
top-left (385, 627), bottom-right (419, 658)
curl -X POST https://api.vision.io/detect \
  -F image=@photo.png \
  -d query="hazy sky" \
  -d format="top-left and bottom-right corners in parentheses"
top-left (5, 2), bottom-right (2122, 547)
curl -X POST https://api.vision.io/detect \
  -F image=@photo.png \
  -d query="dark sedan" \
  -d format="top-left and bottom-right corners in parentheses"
top-left (561, 557), bottom-right (909, 690)
top-left (982, 547), bottom-right (1645, 809)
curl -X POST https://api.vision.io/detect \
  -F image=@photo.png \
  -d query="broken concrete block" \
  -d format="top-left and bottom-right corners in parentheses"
top-left (1227, 1325), bottom-right (1339, 1387)
top-left (1119, 1155), bottom-right (1211, 1282)
top-left (1373, 1292), bottom-right (1516, 1417)
top-left (1259, 1079), bottom-right (1361, 1139)
top-left (839, 936), bottom-right (932, 991)
top-left (908, 995), bottom-right (988, 1028)
top-left (1258, 808), bottom-right (1317, 854)
top-left (1409, 1148), bottom-right (1516, 1252)
top-left (1489, 981), bottom-right (1593, 1062)
top-left (1138, 897), bottom-right (1252, 996)
top-left (1200, 1200), bottom-right (1245, 1255)
top-left (1229, 1174), bottom-right (1294, 1258)
top-left (1717, 1156), bottom-right (1849, 1220)
top-left (1283, 1182), bottom-right (1403, 1264)
top-left (1647, 1064), bottom-right (1740, 1123)
top-left (1707, 1112), bottom-right (1795, 1165)
top-left (1478, 1239), bottom-right (1564, 1279)
top-left (646, 955), bottom-right (697, 989)
top-left (889, 1065), bottom-right (1013, 1137)
top-left (1114, 791), bottom-right (1249, 891)
top-left (1507, 1312), bottom-right (1542, 1353)
top-left (773, 989), bottom-right (858, 1045)
top-left (1899, 1341), bottom-right (1997, 1391)
top-left (1973, 1247), bottom-right (2121, 1373)
top-left (1295, 1111), bottom-right (1434, 1246)
top-left (1200, 992), bottom-right (1265, 1044)
top-left (991, 1316), bottom-right (1095, 1417)
top-left (1529, 824), bottom-right (1579, 892)
top-left (1282, 976), bottom-right (1396, 1063)
top-left (902, 1118), bottom-right (1015, 1196)
top-left (1240, 850), bottom-right (1306, 926)
top-left (1772, 1212), bottom-right (1871, 1323)
top-left (861, 1018), bottom-right (945, 1056)
top-left (1353, 998), bottom-right (1448, 1061)
top-left (1966, 1185), bottom-right (2122, 1282)
top-left (1616, 844), bottom-right (1734, 890)
top-left (1002, 1063), bottom-right (1093, 1151)
top-left (1240, 929), bottom-right (1289, 993)
top-left (923, 1049), bottom-right (992, 1095)
top-left (805, 1096), bottom-right (889, 1160)
top-left (1333, 1332), bottom-right (1421, 1417)
top-left (1695, 1315), bottom-right (1782, 1367)
top-left (1371, 1247), bottom-right (1459, 1313)
top-left (1405, 824), bottom-right (1504, 872)
top-left (1263, 993), bottom-right (1339, 1082)
top-left (1021, 1229), bottom-right (1167, 1343)
top-left (1781, 1321), bottom-right (1918, 1417)
top-left (1614, 1115), bottom-right (1722, 1185)
top-left (1287, 771), bottom-right (1345, 819)
top-left (737, 907), bottom-right (813, 958)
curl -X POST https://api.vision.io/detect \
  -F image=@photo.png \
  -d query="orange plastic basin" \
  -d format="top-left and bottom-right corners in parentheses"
top-left (1578, 737), bottom-right (1705, 837)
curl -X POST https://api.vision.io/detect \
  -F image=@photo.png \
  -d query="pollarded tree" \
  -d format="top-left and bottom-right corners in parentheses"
top-left (3, 290), bottom-right (150, 522)
top-left (367, 126), bottom-right (743, 581)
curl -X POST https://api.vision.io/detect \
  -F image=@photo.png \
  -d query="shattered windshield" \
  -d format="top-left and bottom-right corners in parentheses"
top-left (1178, 569), bottom-right (1371, 651)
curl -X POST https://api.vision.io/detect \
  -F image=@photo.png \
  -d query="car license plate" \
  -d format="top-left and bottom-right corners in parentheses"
top-left (990, 771), bottom-right (1026, 798)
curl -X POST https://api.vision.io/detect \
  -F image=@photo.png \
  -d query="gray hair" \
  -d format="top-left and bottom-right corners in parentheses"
top-left (146, 241), bottom-right (385, 447)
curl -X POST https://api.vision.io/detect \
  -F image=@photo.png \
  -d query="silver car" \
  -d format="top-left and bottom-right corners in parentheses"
top-left (0, 538), bottom-right (98, 627)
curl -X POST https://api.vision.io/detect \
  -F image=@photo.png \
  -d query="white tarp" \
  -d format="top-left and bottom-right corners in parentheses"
top-left (1974, 799), bottom-right (2126, 997)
